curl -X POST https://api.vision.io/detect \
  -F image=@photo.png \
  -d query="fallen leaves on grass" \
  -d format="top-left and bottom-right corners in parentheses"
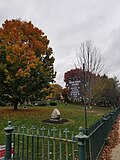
top-left (0, 107), bottom-right (52, 120)
top-left (100, 115), bottom-right (120, 160)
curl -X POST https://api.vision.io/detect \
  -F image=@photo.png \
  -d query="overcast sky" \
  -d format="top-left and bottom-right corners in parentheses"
top-left (1, 0), bottom-right (120, 87)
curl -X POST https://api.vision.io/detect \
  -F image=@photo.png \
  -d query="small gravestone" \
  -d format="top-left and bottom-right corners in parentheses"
top-left (51, 108), bottom-right (60, 120)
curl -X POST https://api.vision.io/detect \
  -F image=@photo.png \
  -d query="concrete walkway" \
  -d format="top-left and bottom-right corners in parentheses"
top-left (110, 120), bottom-right (120, 160)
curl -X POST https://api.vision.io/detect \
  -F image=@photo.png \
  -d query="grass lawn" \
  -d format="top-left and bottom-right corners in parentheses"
top-left (0, 102), bottom-right (112, 144)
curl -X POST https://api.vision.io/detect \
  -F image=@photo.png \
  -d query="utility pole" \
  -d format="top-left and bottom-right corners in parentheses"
top-left (83, 63), bottom-right (87, 129)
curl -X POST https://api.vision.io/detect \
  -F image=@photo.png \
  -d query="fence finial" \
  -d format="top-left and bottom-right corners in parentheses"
top-left (75, 127), bottom-right (88, 140)
top-left (75, 127), bottom-right (88, 160)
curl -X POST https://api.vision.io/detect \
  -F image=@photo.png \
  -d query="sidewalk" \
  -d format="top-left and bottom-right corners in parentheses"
top-left (110, 119), bottom-right (120, 160)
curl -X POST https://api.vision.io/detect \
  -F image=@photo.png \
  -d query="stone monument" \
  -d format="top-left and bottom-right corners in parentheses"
top-left (51, 108), bottom-right (61, 120)
top-left (42, 108), bottom-right (69, 124)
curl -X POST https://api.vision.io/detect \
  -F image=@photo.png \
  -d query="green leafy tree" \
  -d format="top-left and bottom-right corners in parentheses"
top-left (92, 75), bottom-right (120, 108)
top-left (0, 19), bottom-right (56, 109)
top-left (46, 84), bottom-right (62, 100)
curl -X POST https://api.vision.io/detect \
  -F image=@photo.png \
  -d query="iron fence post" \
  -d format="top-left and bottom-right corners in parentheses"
top-left (4, 121), bottom-right (14, 160)
top-left (75, 127), bottom-right (88, 160)
top-left (102, 116), bottom-right (108, 145)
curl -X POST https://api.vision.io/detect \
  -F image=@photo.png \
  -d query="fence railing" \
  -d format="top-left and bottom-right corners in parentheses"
top-left (85, 107), bottom-right (120, 160)
top-left (12, 126), bottom-right (78, 160)
top-left (3, 107), bottom-right (120, 160)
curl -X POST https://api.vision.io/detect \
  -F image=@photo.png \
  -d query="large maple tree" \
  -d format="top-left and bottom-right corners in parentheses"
top-left (0, 19), bottom-right (56, 109)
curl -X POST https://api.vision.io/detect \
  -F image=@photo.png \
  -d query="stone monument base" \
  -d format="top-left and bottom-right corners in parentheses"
top-left (42, 118), bottom-right (69, 124)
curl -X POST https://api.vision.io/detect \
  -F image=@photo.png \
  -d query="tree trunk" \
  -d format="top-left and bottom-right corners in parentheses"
top-left (13, 100), bottom-right (18, 110)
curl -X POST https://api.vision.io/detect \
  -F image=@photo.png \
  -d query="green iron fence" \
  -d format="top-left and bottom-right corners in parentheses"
top-left (85, 107), bottom-right (120, 160)
top-left (12, 126), bottom-right (78, 160)
top-left (3, 107), bottom-right (120, 160)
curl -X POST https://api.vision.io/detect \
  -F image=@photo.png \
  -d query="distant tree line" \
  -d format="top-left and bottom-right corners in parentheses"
top-left (63, 68), bottom-right (120, 108)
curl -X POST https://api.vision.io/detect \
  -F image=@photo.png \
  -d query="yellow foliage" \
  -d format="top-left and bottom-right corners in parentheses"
top-left (6, 55), bottom-right (11, 62)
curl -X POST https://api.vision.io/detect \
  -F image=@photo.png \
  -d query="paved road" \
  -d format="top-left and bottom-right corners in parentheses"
top-left (110, 121), bottom-right (120, 160)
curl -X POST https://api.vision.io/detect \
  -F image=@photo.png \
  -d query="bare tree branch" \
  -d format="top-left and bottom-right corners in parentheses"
top-left (74, 40), bottom-right (104, 75)
top-left (73, 40), bottom-right (104, 108)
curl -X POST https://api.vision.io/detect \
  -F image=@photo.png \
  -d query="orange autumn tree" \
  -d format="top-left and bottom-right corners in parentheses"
top-left (0, 19), bottom-right (56, 109)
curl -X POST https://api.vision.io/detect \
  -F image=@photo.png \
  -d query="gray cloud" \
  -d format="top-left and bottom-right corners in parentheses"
top-left (0, 0), bottom-right (120, 86)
